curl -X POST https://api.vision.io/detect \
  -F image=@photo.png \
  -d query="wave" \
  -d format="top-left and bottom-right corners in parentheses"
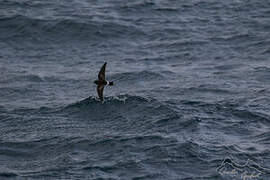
top-left (4, 74), bottom-right (44, 83)
top-left (141, 39), bottom-right (209, 49)
top-left (217, 157), bottom-right (270, 179)
top-left (111, 70), bottom-right (164, 82)
top-left (231, 109), bottom-right (270, 124)
top-left (0, 171), bottom-right (18, 178)
top-left (62, 94), bottom-right (180, 130)
top-left (7, 94), bottom-right (178, 122)
top-left (2, 73), bottom-right (64, 84)
top-left (0, 15), bottom-right (144, 41)
top-left (63, 94), bottom-right (163, 114)
top-left (210, 33), bottom-right (256, 44)
top-left (1, 0), bottom-right (45, 8)
top-left (252, 66), bottom-right (270, 81)
top-left (121, 1), bottom-right (155, 10)
top-left (179, 99), bottom-right (270, 128)
top-left (6, 94), bottom-right (165, 113)
top-left (262, 48), bottom-right (270, 54)
top-left (0, 105), bottom-right (6, 113)
top-left (65, 94), bottom-right (152, 108)
top-left (253, 131), bottom-right (270, 143)
top-left (187, 86), bottom-right (233, 94)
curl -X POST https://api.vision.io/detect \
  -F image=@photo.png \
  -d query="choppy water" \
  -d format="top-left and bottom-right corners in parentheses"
top-left (1, 0), bottom-right (270, 179)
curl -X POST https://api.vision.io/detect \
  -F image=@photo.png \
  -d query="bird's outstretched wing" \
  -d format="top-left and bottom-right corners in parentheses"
top-left (97, 85), bottom-right (104, 100)
top-left (98, 62), bottom-right (106, 81)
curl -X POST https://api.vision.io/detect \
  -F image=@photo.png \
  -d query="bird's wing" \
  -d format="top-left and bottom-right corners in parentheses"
top-left (98, 62), bottom-right (106, 81)
top-left (97, 85), bottom-right (104, 100)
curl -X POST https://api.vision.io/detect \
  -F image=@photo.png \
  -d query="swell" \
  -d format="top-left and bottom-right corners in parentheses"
top-left (6, 94), bottom-right (179, 125)
top-left (1, 73), bottom-right (67, 84)
top-left (253, 131), bottom-right (270, 144)
top-left (64, 94), bottom-right (153, 109)
top-left (0, 0), bottom-right (45, 8)
top-left (0, 171), bottom-right (18, 178)
top-left (217, 157), bottom-right (270, 179)
top-left (187, 86), bottom-right (234, 94)
top-left (71, 135), bottom-right (210, 179)
top-left (0, 136), bottom-right (78, 178)
top-left (251, 66), bottom-right (270, 82)
top-left (0, 136), bottom-right (77, 164)
top-left (0, 15), bottom-right (144, 41)
top-left (111, 70), bottom-right (165, 82)
top-left (179, 99), bottom-right (270, 130)
top-left (5, 94), bottom-right (162, 114)
top-left (3, 94), bottom-right (181, 137)
top-left (2, 134), bottom-right (268, 179)
top-left (0, 134), bottom-right (171, 158)
top-left (0, 105), bottom-right (6, 113)
top-left (121, 1), bottom-right (155, 10)
top-left (62, 94), bottom-right (179, 127)
top-left (210, 33), bottom-right (256, 44)
top-left (141, 39), bottom-right (209, 49)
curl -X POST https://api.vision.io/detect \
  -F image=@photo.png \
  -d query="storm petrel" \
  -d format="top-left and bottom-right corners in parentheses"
top-left (94, 62), bottom-right (113, 100)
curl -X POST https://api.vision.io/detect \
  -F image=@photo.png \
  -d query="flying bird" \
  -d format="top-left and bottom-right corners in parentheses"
top-left (94, 62), bottom-right (113, 100)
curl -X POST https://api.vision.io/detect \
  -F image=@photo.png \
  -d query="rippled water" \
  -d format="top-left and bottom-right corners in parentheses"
top-left (1, 0), bottom-right (270, 179)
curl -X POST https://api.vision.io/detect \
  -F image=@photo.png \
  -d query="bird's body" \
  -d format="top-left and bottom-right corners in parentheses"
top-left (94, 62), bottom-right (113, 101)
top-left (94, 80), bottom-right (108, 86)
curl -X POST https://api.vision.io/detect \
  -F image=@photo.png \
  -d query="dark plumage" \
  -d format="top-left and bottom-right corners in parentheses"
top-left (94, 62), bottom-right (113, 100)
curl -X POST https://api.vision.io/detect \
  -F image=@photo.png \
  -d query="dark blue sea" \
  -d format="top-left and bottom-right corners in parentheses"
top-left (1, 0), bottom-right (270, 179)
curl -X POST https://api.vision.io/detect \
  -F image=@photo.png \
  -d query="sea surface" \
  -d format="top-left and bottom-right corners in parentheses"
top-left (1, 0), bottom-right (270, 179)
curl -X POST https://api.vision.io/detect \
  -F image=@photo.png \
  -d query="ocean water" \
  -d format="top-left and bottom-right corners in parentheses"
top-left (1, 0), bottom-right (270, 179)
